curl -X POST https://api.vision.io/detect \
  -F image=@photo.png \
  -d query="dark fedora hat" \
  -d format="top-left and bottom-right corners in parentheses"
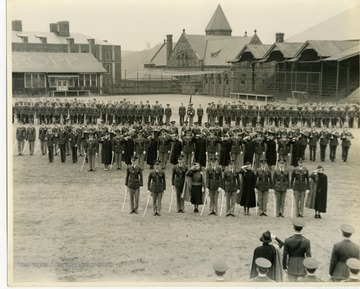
top-left (259, 230), bottom-right (272, 243)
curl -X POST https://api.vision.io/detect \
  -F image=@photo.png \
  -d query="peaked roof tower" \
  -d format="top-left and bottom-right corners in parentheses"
top-left (205, 4), bottom-right (232, 36)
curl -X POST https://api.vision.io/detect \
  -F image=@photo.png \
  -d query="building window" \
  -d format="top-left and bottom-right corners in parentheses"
top-left (218, 74), bottom-right (221, 84)
top-left (49, 78), bottom-right (56, 87)
top-left (204, 75), bottom-right (208, 84)
top-left (24, 74), bottom-right (46, 88)
top-left (68, 79), bottom-right (75, 87)
top-left (93, 51), bottom-right (98, 59)
top-left (105, 52), bottom-right (111, 60)
top-left (85, 74), bottom-right (91, 87)
top-left (91, 74), bottom-right (97, 87)
top-left (241, 74), bottom-right (246, 85)
top-left (176, 53), bottom-right (181, 66)
top-left (224, 73), bottom-right (229, 85)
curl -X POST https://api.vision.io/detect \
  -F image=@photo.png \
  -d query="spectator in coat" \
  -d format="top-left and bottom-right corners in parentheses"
top-left (306, 165), bottom-right (328, 219)
top-left (238, 161), bottom-right (256, 216)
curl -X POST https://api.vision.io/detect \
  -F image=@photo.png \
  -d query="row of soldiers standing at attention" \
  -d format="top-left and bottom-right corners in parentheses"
top-left (15, 119), bottom-right (355, 167)
top-left (12, 97), bottom-right (360, 128)
top-left (16, 118), bottom-right (355, 219)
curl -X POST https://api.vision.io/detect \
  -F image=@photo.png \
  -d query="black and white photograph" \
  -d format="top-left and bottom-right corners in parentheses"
top-left (5, 0), bottom-right (360, 287)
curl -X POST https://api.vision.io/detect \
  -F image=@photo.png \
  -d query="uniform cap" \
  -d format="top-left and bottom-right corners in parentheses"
top-left (303, 257), bottom-right (319, 270)
top-left (292, 219), bottom-right (306, 228)
top-left (255, 257), bottom-right (272, 269)
top-left (298, 157), bottom-right (305, 163)
top-left (346, 258), bottom-right (360, 270)
top-left (177, 155), bottom-right (184, 161)
top-left (228, 159), bottom-right (235, 165)
top-left (259, 156), bottom-right (267, 163)
top-left (340, 224), bottom-right (355, 234)
top-left (170, 121), bottom-right (176, 124)
top-left (213, 260), bottom-right (228, 273)
top-left (154, 160), bottom-right (161, 165)
top-left (278, 159), bottom-right (285, 164)
top-left (210, 157), bottom-right (217, 162)
top-left (131, 156), bottom-right (138, 161)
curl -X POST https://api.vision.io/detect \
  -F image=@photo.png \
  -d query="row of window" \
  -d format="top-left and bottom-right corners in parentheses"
top-left (24, 73), bottom-right (98, 88)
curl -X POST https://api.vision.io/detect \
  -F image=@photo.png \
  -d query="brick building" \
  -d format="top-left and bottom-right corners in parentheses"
top-left (11, 20), bottom-right (121, 95)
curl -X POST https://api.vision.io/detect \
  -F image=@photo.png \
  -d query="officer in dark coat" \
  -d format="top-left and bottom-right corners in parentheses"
top-left (164, 104), bottom-right (172, 125)
top-left (206, 157), bottom-right (223, 215)
top-left (68, 127), bottom-right (79, 163)
top-left (148, 160), bottom-right (166, 216)
top-left (85, 133), bottom-right (98, 171)
top-left (125, 156), bottom-right (143, 214)
top-left (196, 104), bottom-right (204, 126)
top-left (283, 219), bottom-right (311, 282)
top-left (329, 224), bottom-right (360, 281)
top-left (46, 128), bottom-right (55, 163)
top-left (340, 129), bottom-right (354, 162)
top-left (193, 131), bottom-right (207, 168)
top-left (171, 155), bottom-right (188, 213)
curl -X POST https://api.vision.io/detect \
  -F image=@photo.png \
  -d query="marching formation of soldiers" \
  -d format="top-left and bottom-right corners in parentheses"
top-left (12, 97), bottom-right (360, 129)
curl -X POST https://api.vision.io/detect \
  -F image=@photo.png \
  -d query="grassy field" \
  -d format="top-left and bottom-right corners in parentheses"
top-left (9, 94), bottom-right (360, 285)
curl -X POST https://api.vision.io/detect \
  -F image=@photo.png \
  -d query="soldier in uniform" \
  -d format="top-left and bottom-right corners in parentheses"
top-left (178, 103), bottom-right (186, 126)
top-left (58, 126), bottom-right (68, 163)
top-left (164, 104), bottom-right (172, 125)
top-left (16, 123), bottom-right (27, 155)
top-left (181, 130), bottom-right (194, 168)
top-left (68, 127), bottom-right (79, 163)
top-left (196, 104), bottom-right (204, 126)
top-left (85, 133), bottom-right (98, 171)
top-left (158, 129), bottom-right (171, 169)
top-left (26, 122), bottom-right (36, 155)
top-left (148, 160), bottom-right (166, 216)
top-left (329, 224), bottom-right (360, 282)
top-left (38, 123), bottom-right (48, 155)
top-left (230, 132), bottom-right (243, 171)
top-left (134, 131), bottom-right (147, 169)
top-left (277, 133), bottom-right (290, 165)
top-left (273, 159), bottom-right (289, 217)
top-left (187, 103), bottom-right (195, 126)
top-left (221, 160), bottom-right (240, 217)
top-left (46, 128), bottom-right (55, 163)
top-left (342, 258), bottom-right (360, 282)
top-left (308, 128), bottom-right (318, 161)
top-left (297, 258), bottom-right (323, 282)
top-left (329, 129), bottom-right (340, 162)
top-left (249, 258), bottom-right (275, 282)
top-left (125, 156), bottom-right (143, 214)
top-left (171, 155), bottom-right (188, 213)
top-left (255, 157), bottom-right (272, 216)
top-left (283, 219), bottom-right (311, 281)
top-left (206, 157), bottom-right (223, 216)
top-left (291, 158), bottom-right (309, 218)
top-left (111, 129), bottom-right (125, 170)
top-left (340, 129), bottom-right (354, 162)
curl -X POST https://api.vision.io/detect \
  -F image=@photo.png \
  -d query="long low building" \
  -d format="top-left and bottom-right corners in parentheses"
top-left (12, 52), bottom-right (107, 96)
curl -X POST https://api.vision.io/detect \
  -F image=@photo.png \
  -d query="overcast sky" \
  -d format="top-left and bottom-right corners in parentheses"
top-left (8, 0), bottom-right (359, 51)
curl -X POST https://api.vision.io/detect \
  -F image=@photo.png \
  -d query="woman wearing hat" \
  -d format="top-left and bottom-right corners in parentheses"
top-left (306, 165), bottom-right (328, 219)
top-left (185, 162), bottom-right (205, 213)
top-left (250, 230), bottom-right (283, 281)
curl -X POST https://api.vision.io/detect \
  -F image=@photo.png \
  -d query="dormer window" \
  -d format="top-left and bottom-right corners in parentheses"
top-left (17, 33), bottom-right (28, 43)
top-left (67, 37), bottom-right (74, 44)
top-left (35, 34), bottom-right (47, 44)
top-left (87, 38), bottom-right (95, 44)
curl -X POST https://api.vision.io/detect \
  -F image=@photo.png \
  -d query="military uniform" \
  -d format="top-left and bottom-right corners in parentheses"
top-left (25, 124), bottom-right (36, 155)
top-left (148, 164), bottom-right (166, 216)
top-left (206, 161), bottom-right (223, 215)
top-left (125, 159), bottom-right (143, 214)
top-left (171, 158), bottom-right (188, 213)
top-left (291, 160), bottom-right (309, 217)
top-left (340, 130), bottom-right (353, 162)
top-left (16, 125), bottom-right (27, 155)
top-left (164, 104), bottom-right (172, 125)
top-left (222, 163), bottom-right (240, 216)
top-left (329, 131), bottom-right (339, 161)
top-left (197, 105), bottom-right (204, 126)
top-left (38, 124), bottom-right (48, 155)
top-left (86, 135), bottom-right (98, 171)
top-left (273, 161), bottom-right (289, 217)
top-left (255, 161), bottom-right (272, 216)
top-left (46, 130), bottom-right (55, 163)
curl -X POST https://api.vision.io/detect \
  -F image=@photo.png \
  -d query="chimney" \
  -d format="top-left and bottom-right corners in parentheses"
top-left (57, 21), bottom-right (70, 37)
top-left (50, 23), bottom-right (58, 33)
top-left (12, 20), bottom-right (22, 31)
top-left (166, 34), bottom-right (173, 62)
top-left (275, 32), bottom-right (285, 43)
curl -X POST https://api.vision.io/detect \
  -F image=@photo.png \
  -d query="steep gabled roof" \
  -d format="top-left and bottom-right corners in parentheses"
top-left (323, 45), bottom-right (360, 61)
top-left (205, 4), bottom-right (232, 34)
top-left (234, 44), bottom-right (272, 62)
top-left (286, 5), bottom-right (360, 41)
top-left (266, 42), bottom-right (304, 58)
top-left (204, 37), bottom-right (256, 65)
top-left (12, 31), bottom-right (111, 45)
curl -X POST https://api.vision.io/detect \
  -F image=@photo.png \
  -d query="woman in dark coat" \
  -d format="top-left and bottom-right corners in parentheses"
top-left (193, 134), bottom-right (207, 167)
top-left (243, 136), bottom-right (255, 164)
top-left (146, 132), bottom-right (159, 169)
top-left (307, 165), bottom-right (328, 219)
top-left (250, 230), bottom-right (283, 281)
top-left (239, 162), bottom-right (257, 215)
top-left (170, 136), bottom-right (183, 165)
top-left (264, 134), bottom-right (277, 168)
top-left (219, 135), bottom-right (232, 168)
top-left (101, 133), bottom-right (112, 170)
top-left (185, 162), bottom-right (205, 213)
